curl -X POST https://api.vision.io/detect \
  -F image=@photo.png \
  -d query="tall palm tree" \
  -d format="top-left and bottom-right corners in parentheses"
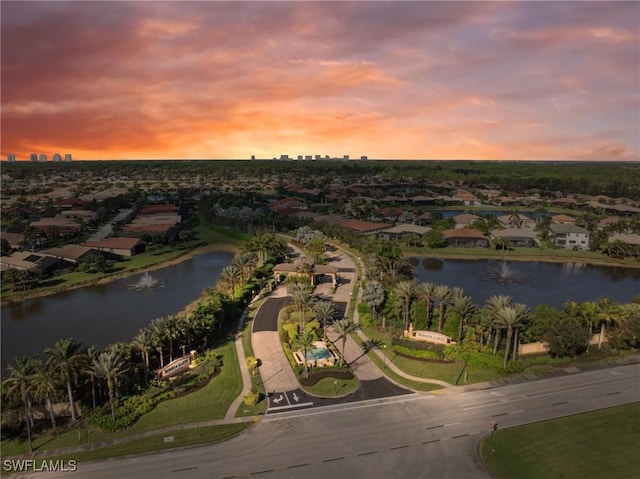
top-left (433, 284), bottom-right (452, 333)
top-left (485, 295), bottom-right (513, 354)
top-left (233, 251), bottom-right (256, 288)
top-left (419, 282), bottom-right (437, 329)
top-left (45, 338), bottom-right (82, 422)
top-left (219, 265), bottom-right (242, 298)
top-left (332, 318), bottom-right (359, 368)
top-left (163, 315), bottom-right (180, 362)
top-left (494, 303), bottom-right (532, 367)
top-left (395, 280), bottom-right (417, 331)
top-left (596, 297), bottom-right (620, 349)
top-left (149, 317), bottom-right (167, 368)
top-left (451, 294), bottom-right (477, 343)
top-left (296, 332), bottom-right (315, 379)
top-left (131, 328), bottom-right (153, 380)
top-left (84, 346), bottom-right (100, 409)
top-left (363, 280), bottom-right (385, 327)
top-left (91, 349), bottom-right (128, 421)
top-left (30, 358), bottom-right (61, 431)
top-left (3, 357), bottom-right (36, 450)
top-left (291, 283), bottom-right (316, 331)
top-left (313, 300), bottom-right (335, 340)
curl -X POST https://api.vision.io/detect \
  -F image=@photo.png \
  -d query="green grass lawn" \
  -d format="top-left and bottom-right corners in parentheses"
top-left (127, 341), bottom-right (241, 433)
top-left (1, 424), bottom-right (250, 474)
top-left (482, 403), bottom-right (640, 479)
top-left (303, 376), bottom-right (359, 397)
top-left (361, 327), bottom-right (504, 385)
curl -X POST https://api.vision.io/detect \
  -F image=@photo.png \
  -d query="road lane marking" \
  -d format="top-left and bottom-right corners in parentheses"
top-left (172, 467), bottom-right (198, 472)
top-left (323, 457), bottom-right (344, 462)
top-left (390, 445), bottom-right (409, 450)
top-left (452, 434), bottom-right (469, 439)
top-left (267, 402), bottom-right (313, 412)
top-left (358, 451), bottom-right (378, 456)
top-left (287, 463), bottom-right (309, 469)
top-left (426, 425), bottom-right (444, 429)
top-left (422, 439), bottom-right (440, 444)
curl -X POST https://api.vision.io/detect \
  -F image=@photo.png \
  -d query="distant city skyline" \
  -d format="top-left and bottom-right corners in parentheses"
top-left (1, 1), bottom-right (638, 162)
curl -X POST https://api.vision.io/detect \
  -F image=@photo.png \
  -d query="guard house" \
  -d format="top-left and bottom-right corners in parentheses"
top-left (272, 261), bottom-right (339, 287)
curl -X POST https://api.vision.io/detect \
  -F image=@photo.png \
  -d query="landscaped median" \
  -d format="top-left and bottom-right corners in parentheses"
top-left (481, 403), bottom-right (640, 479)
top-left (277, 302), bottom-right (359, 397)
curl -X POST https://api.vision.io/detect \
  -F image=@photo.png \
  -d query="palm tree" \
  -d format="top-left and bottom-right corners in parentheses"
top-left (332, 318), bottom-right (359, 368)
top-left (164, 315), bottom-right (180, 362)
top-left (433, 284), bottom-right (452, 333)
top-left (291, 283), bottom-right (316, 331)
top-left (313, 301), bottom-right (335, 340)
top-left (30, 358), bottom-right (61, 431)
top-left (219, 265), bottom-right (242, 298)
top-left (3, 357), bottom-right (36, 450)
top-left (363, 280), bottom-right (385, 327)
top-left (149, 317), bottom-right (167, 368)
top-left (485, 295), bottom-right (513, 354)
top-left (451, 294), bottom-right (477, 343)
top-left (419, 282), bottom-right (437, 329)
top-left (233, 251), bottom-right (256, 288)
top-left (596, 297), bottom-right (620, 349)
top-left (494, 303), bottom-right (532, 367)
top-left (296, 332), bottom-right (315, 379)
top-left (131, 328), bottom-right (153, 380)
top-left (45, 338), bottom-right (82, 422)
top-left (91, 349), bottom-right (128, 421)
top-left (84, 346), bottom-right (100, 409)
top-left (395, 280), bottom-right (417, 331)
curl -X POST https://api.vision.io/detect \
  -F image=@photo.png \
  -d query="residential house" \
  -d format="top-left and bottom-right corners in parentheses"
top-left (442, 229), bottom-right (489, 248)
top-left (550, 214), bottom-right (576, 225)
top-left (490, 228), bottom-right (538, 247)
top-left (452, 213), bottom-right (481, 229)
top-left (548, 224), bottom-right (590, 250)
top-left (497, 214), bottom-right (536, 229)
top-left (339, 219), bottom-right (391, 235)
top-left (82, 237), bottom-right (146, 256)
top-left (1, 251), bottom-right (65, 275)
top-left (377, 224), bottom-right (431, 242)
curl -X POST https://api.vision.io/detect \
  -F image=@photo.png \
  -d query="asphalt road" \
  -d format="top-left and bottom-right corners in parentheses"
top-left (24, 363), bottom-right (639, 479)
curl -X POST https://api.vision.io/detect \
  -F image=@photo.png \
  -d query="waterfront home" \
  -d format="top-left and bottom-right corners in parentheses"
top-left (548, 224), bottom-right (590, 250)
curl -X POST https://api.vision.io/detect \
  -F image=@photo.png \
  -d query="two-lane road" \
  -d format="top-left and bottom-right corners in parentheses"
top-left (21, 364), bottom-right (639, 479)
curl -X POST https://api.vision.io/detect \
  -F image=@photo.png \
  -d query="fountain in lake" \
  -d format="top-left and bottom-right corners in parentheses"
top-left (487, 259), bottom-right (523, 284)
top-left (129, 272), bottom-right (161, 290)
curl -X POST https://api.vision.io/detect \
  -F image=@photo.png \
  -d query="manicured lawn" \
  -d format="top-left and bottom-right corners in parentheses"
top-left (482, 403), bottom-right (640, 479)
top-left (127, 341), bottom-right (241, 433)
top-left (303, 376), bottom-right (359, 397)
top-left (1, 424), bottom-right (250, 473)
top-left (362, 327), bottom-right (504, 385)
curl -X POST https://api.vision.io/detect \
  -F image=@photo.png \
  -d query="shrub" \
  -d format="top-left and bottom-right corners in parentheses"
top-left (392, 344), bottom-right (444, 361)
top-left (243, 390), bottom-right (260, 406)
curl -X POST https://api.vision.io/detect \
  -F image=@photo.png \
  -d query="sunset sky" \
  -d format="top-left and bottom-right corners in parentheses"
top-left (1, 1), bottom-right (638, 161)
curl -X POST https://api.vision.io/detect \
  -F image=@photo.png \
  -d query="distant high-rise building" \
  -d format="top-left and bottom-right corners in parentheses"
top-left (250, 155), bottom-right (256, 161)
top-left (64, 153), bottom-right (72, 162)
top-left (360, 155), bottom-right (368, 161)
top-left (297, 155), bottom-right (303, 160)
top-left (343, 155), bottom-right (349, 161)
top-left (315, 155), bottom-right (321, 160)
top-left (280, 154), bottom-right (289, 160)
top-left (39, 154), bottom-right (47, 162)
top-left (30, 153), bottom-right (38, 162)
top-left (305, 155), bottom-right (312, 161)
top-left (52, 153), bottom-right (62, 162)
top-left (7, 153), bottom-right (16, 162)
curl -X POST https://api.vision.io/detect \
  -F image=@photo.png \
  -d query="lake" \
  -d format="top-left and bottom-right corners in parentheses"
top-left (1, 251), bottom-right (233, 374)
top-left (412, 257), bottom-right (640, 308)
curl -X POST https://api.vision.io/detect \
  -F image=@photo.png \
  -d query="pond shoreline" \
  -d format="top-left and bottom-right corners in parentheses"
top-left (0, 243), bottom-right (240, 306)
top-left (406, 250), bottom-right (640, 269)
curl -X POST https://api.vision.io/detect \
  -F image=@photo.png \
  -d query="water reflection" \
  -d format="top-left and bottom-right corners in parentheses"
top-left (413, 257), bottom-right (639, 308)
top-left (422, 257), bottom-right (444, 271)
top-left (1, 251), bottom-right (233, 375)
